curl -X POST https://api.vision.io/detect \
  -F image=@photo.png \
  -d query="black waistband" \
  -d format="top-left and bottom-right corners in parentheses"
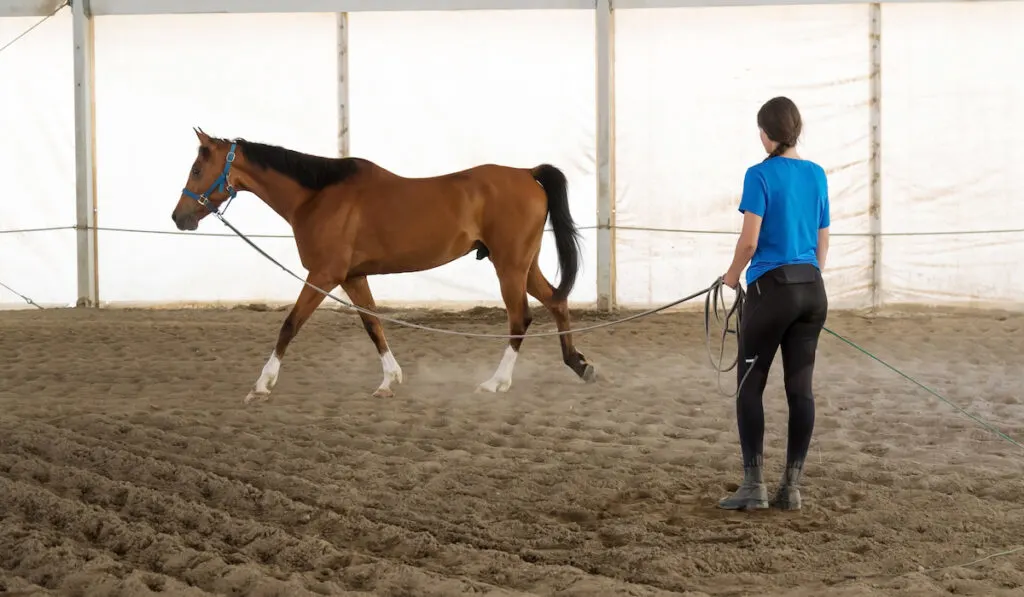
top-left (752, 264), bottom-right (821, 294)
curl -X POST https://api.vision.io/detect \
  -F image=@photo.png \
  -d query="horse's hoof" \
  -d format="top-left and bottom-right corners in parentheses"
top-left (477, 378), bottom-right (511, 393)
top-left (373, 387), bottom-right (395, 398)
top-left (244, 390), bottom-right (271, 404)
top-left (582, 364), bottom-right (598, 383)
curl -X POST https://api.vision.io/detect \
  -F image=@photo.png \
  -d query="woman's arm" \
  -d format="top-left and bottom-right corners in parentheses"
top-left (816, 168), bottom-right (830, 272)
top-left (817, 227), bottom-right (829, 271)
top-left (725, 211), bottom-right (762, 287)
top-left (724, 168), bottom-right (767, 288)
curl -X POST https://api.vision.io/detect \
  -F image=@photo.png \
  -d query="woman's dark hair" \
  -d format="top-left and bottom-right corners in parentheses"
top-left (757, 96), bottom-right (802, 161)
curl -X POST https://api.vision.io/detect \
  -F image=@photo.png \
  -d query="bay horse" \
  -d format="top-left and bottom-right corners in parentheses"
top-left (171, 128), bottom-right (597, 402)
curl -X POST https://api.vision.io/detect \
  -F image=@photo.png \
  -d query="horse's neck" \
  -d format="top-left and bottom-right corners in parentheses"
top-left (245, 171), bottom-right (311, 224)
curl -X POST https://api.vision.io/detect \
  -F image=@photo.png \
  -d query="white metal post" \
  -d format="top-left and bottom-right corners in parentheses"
top-left (337, 12), bottom-right (350, 157)
top-left (72, 0), bottom-right (99, 307)
top-left (595, 0), bottom-right (616, 311)
top-left (869, 2), bottom-right (882, 308)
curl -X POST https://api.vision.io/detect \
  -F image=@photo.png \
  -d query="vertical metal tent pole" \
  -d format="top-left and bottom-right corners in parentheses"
top-left (595, 0), bottom-right (616, 311)
top-left (73, 0), bottom-right (99, 307)
top-left (869, 2), bottom-right (882, 309)
top-left (337, 11), bottom-right (350, 158)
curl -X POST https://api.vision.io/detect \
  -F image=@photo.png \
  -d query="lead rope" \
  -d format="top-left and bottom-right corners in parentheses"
top-left (206, 207), bottom-right (723, 338)
top-left (704, 278), bottom-right (757, 398)
top-left (198, 182), bottom-right (753, 388)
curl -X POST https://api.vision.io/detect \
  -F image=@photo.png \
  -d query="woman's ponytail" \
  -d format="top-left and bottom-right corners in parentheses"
top-left (763, 141), bottom-right (791, 162)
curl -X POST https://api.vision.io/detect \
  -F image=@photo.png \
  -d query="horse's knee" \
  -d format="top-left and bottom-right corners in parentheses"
top-left (547, 296), bottom-right (569, 318)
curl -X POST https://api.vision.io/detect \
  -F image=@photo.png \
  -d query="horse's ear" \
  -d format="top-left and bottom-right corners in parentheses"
top-left (193, 127), bottom-right (210, 143)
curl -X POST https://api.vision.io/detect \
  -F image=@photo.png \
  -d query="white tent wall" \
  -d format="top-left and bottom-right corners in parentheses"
top-left (346, 10), bottom-right (597, 306)
top-left (92, 13), bottom-right (337, 305)
top-left (879, 2), bottom-right (1024, 308)
top-left (613, 5), bottom-right (873, 309)
top-left (0, 11), bottom-right (76, 308)
top-left (92, 9), bottom-right (595, 307)
top-left (2, 1), bottom-right (1023, 311)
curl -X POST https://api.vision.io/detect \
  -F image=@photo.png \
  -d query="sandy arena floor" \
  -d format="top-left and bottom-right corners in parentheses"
top-left (1, 304), bottom-right (1023, 597)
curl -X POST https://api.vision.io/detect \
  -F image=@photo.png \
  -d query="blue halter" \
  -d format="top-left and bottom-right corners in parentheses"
top-left (181, 142), bottom-right (238, 216)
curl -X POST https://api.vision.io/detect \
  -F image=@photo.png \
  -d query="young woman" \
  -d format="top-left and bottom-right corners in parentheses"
top-left (718, 96), bottom-right (830, 511)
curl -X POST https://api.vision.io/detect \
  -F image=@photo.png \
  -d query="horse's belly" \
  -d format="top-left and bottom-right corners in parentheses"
top-left (347, 194), bottom-right (482, 275)
top-left (350, 235), bottom-right (475, 277)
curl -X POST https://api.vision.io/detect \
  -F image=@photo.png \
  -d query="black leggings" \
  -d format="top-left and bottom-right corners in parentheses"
top-left (736, 263), bottom-right (828, 469)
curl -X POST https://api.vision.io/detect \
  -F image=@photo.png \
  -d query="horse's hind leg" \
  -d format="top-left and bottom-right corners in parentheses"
top-left (247, 272), bottom-right (337, 404)
top-left (340, 276), bottom-right (403, 398)
top-left (527, 259), bottom-right (596, 382)
top-left (477, 266), bottom-right (531, 393)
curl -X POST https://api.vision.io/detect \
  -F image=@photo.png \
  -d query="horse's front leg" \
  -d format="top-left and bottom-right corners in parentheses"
top-left (246, 273), bottom-right (337, 404)
top-left (340, 276), bottom-right (403, 397)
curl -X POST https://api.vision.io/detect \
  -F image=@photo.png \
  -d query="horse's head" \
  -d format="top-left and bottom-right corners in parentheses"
top-left (171, 127), bottom-right (239, 231)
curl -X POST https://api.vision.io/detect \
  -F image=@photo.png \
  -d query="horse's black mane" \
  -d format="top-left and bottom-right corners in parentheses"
top-left (213, 136), bottom-right (365, 190)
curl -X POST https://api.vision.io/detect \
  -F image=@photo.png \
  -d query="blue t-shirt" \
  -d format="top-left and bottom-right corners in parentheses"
top-left (738, 156), bottom-right (830, 286)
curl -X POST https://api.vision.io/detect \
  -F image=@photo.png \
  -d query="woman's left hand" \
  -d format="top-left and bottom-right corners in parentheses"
top-left (723, 270), bottom-right (741, 289)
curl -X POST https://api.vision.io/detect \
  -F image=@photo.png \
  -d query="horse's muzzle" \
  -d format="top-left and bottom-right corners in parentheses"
top-left (171, 210), bottom-right (199, 231)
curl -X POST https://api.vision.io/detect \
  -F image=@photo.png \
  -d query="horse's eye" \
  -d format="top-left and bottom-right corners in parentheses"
top-left (191, 166), bottom-right (201, 177)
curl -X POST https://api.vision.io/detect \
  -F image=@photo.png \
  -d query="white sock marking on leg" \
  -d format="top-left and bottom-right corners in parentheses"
top-left (254, 351), bottom-right (281, 394)
top-left (479, 346), bottom-right (518, 393)
top-left (375, 350), bottom-right (403, 396)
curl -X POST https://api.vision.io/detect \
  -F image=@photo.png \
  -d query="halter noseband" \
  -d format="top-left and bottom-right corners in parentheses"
top-left (181, 142), bottom-right (238, 216)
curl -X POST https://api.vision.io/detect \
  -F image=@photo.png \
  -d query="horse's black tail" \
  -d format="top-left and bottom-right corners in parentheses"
top-left (531, 164), bottom-right (582, 302)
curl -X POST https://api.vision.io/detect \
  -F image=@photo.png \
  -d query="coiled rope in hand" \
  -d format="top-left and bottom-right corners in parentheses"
top-left (703, 278), bottom-right (756, 397)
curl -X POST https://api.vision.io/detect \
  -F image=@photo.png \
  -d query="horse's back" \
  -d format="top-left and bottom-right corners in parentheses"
top-left (338, 160), bottom-right (549, 243)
